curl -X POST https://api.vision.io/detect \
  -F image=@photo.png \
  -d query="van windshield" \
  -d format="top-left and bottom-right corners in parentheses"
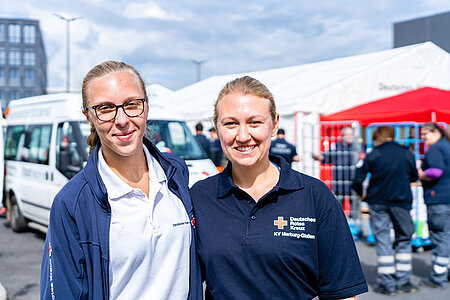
top-left (147, 120), bottom-right (207, 160)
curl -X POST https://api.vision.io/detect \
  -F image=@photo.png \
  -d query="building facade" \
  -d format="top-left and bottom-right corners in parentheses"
top-left (0, 18), bottom-right (47, 111)
top-left (394, 11), bottom-right (450, 53)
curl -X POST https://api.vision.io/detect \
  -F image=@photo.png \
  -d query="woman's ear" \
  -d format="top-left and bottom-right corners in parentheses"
top-left (272, 114), bottom-right (280, 137)
top-left (83, 109), bottom-right (94, 127)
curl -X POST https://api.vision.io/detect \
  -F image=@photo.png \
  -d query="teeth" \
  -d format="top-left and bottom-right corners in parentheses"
top-left (237, 146), bottom-right (254, 151)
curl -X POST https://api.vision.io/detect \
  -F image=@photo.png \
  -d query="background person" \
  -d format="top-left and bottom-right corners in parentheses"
top-left (417, 122), bottom-right (450, 288)
top-left (353, 126), bottom-right (419, 295)
top-left (208, 127), bottom-right (223, 167)
top-left (190, 76), bottom-right (368, 299)
top-left (269, 128), bottom-right (300, 166)
top-left (312, 126), bottom-right (357, 205)
top-left (40, 61), bottom-right (201, 299)
top-left (194, 122), bottom-right (211, 158)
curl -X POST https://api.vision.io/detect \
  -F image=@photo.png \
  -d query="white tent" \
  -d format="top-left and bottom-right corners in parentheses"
top-left (168, 41), bottom-right (449, 118)
top-left (163, 42), bottom-right (450, 173)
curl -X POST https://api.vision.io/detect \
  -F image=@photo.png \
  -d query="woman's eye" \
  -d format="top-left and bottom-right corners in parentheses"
top-left (97, 104), bottom-right (115, 112)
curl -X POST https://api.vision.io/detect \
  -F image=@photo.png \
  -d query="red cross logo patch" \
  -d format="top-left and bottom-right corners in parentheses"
top-left (274, 216), bottom-right (288, 229)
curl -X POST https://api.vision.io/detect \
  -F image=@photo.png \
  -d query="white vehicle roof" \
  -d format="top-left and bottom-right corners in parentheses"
top-left (6, 93), bottom-right (84, 125)
top-left (6, 92), bottom-right (185, 124)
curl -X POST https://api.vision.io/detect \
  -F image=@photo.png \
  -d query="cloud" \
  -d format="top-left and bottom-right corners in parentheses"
top-left (0, 1), bottom-right (449, 90)
top-left (123, 1), bottom-right (186, 21)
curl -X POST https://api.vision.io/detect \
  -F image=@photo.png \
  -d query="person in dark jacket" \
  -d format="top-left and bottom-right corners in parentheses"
top-left (417, 122), bottom-right (450, 288)
top-left (40, 61), bottom-right (202, 300)
top-left (312, 126), bottom-right (357, 202)
top-left (208, 127), bottom-right (223, 167)
top-left (353, 126), bottom-right (419, 295)
top-left (194, 122), bottom-right (211, 158)
top-left (269, 128), bottom-right (300, 165)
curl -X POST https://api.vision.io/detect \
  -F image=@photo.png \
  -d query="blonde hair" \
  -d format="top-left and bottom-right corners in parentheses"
top-left (82, 61), bottom-right (147, 154)
top-left (213, 76), bottom-right (276, 126)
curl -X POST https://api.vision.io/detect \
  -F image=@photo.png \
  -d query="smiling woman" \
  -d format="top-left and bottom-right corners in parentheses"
top-left (40, 61), bottom-right (202, 300)
top-left (190, 76), bottom-right (368, 300)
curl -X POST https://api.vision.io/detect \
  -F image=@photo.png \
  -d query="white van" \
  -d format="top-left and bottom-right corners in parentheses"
top-left (4, 93), bottom-right (217, 232)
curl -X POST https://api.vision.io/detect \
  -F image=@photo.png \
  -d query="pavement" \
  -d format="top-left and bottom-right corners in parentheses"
top-left (0, 214), bottom-right (449, 299)
top-left (356, 239), bottom-right (449, 299)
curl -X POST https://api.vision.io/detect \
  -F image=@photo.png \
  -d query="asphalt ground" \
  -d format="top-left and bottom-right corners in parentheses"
top-left (0, 216), bottom-right (448, 299)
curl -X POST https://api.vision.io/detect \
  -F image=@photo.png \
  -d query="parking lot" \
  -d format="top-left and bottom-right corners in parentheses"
top-left (0, 217), bottom-right (448, 299)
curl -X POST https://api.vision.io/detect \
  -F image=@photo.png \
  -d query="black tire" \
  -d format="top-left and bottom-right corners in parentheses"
top-left (9, 194), bottom-right (28, 232)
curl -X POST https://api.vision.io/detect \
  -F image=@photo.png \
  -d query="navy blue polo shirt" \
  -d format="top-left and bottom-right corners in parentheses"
top-left (190, 156), bottom-right (368, 300)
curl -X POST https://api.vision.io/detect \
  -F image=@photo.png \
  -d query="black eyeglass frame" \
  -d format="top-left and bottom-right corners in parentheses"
top-left (85, 97), bottom-right (147, 121)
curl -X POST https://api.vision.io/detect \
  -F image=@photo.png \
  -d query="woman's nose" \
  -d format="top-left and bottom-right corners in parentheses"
top-left (236, 125), bottom-right (250, 142)
top-left (115, 107), bottom-right (129, 125)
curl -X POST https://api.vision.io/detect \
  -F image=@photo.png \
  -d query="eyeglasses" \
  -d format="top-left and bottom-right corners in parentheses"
top-left (420, 130), bottom-right (431, 137)
top-left (85, 98), bottom-right (147, 121)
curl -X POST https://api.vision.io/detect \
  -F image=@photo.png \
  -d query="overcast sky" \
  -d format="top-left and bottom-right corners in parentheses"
top-left (1, 1), bottom-right (449, 91)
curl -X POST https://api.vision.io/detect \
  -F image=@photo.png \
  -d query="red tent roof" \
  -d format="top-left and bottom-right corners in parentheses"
top-left (321, 87), bottom-right (450, 126)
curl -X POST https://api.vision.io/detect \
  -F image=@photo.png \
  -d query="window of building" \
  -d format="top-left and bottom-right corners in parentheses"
top-left (9, 50), bottom-right (21, 66)
top-left (0, 24), bottom-right (5, 42)
top-left (9, 90), bottom-right (21, 101)
top-left (23, 25), bottom-right (36, 44)
top-left (0, 90), bottom-right (6, 112)
top-left (8, 24), bottom-right (21, 43)
top-left (0, 49), bottom-right (6, 65)
top-left (24, 91), bottom-right (34, 98)
top-left (0, 68), bottom-right (5, 86)
top-left (24, 69), bottom-right (35, 87)
top-left (9, 68), bottom-right (21, 86)
top-left (23, 51), bottom-right (36, 66)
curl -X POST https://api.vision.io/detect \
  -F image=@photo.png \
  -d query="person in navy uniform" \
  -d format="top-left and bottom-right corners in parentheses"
top-left (312, 126), bottom-right (357, 202)
top-left (353, 126), bottom-right (419, 295)
top-left (269, 128), bottom-right (300, 166)
top-left (208, 127), bottom-right (223, 167)
top-left (40, 61), bottom-right (201, 299)
top-left (194, 122), bottom-right (211, 158)
top-left (417, 122), bottom-right (450, 288)
top-left (190, 76), bottom-right (368, 300)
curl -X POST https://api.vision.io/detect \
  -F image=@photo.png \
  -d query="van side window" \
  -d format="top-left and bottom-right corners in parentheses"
top-left (24, 125), bottom-right (52, 165)
top-left (56, 122), bottom-right (84, 179)
top-left (5, 125), bottom-right (25, 160)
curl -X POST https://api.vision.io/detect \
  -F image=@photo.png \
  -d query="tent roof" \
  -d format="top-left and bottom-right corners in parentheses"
top-left (166, 42), bottom-right (450, 120)
top-left (320, 87), bottom-right (450, 126)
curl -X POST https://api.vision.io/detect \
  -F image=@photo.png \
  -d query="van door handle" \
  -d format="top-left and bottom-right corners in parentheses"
top-left (45, 172), bottom-right (49, 180)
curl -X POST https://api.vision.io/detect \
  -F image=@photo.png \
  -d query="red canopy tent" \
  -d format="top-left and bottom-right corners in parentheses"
top-left (320, 87), bottom-right (450, 126)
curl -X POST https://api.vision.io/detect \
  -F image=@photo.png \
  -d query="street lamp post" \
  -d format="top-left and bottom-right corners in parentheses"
top-left (191, 59), bottom-right (206, 82)
top-left (54, 13), bottom-right (83, 92)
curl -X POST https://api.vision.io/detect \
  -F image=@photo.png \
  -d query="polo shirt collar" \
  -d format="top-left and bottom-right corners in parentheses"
top-left (97, 145), bottom-right (166, 200)
top-left (217, 155), bottom-right (304, 198)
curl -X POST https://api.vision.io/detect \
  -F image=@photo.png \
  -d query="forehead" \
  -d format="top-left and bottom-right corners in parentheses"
top-left (88, 71), bottom-right (142, 97)
top-left (217, 93), bottom-right (271, 117)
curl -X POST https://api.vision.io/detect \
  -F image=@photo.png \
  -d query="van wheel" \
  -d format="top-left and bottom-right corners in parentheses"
top-left (9, 195), bottom-right (28, 232)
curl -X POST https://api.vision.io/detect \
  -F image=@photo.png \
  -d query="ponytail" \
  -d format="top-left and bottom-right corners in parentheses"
top-left (86, 125), bottom-right (100, 155)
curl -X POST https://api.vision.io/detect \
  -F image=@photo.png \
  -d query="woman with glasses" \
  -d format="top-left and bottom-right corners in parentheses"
top-left (417, 122), bottom-right (450, 288)
top-left (190, 76), bottom-right (367, 299)
top-left (40, 61), bottom-right (201, 299)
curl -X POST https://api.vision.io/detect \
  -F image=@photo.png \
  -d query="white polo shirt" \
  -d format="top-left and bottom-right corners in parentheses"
top-left (98, 146), bottom-right (191, 300)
